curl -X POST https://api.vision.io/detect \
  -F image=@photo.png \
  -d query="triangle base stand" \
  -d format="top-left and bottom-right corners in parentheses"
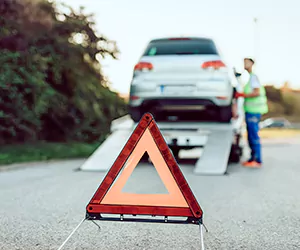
top-left (86, 211), bottom-right (201, 225)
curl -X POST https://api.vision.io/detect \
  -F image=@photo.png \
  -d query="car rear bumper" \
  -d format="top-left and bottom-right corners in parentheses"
top-left (129, 96), bottom-right (231, 109)
top-left (129, 77), bottom-right (233, 106)
top-left (129, 98), bottom-right (231, 118)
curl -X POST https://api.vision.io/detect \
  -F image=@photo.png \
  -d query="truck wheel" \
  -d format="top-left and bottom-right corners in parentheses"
top-left (219, 105), bottom-right (232, 123)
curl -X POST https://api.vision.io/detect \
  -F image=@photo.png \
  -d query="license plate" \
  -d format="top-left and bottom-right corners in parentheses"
top-left (162, 85), bottom-right (195, 94)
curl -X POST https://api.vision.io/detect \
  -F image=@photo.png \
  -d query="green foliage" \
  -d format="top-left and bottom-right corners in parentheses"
top-left (282, 92), bottom-right (300, 116)
top-left (264, 86), bottom-right (300, 121)
top-left (0, 0), bottom-right (127, 145)
top-left (282, 93), bottom-right (296, 116)
top-left (265, 86), bottom-right (283, 103)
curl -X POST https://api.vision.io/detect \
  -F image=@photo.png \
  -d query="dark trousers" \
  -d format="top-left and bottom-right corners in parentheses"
top-left (245, 112), bottom-right (262, 163)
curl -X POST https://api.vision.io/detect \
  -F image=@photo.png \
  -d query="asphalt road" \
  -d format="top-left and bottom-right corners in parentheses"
top-left (0, 139), bottom-right (300, 250)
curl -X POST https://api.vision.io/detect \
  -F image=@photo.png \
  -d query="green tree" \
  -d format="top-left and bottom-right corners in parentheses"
top-left (0, 0), bottom-right (127, 144)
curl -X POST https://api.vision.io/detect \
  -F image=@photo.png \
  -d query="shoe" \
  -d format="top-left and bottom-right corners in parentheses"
top-left (243, 161), bottom-right (262, 168)
top-left (242, 159), bottom-right (254, 166)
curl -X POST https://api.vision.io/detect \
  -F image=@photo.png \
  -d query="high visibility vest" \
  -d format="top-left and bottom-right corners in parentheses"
top-left (244, 74), bottom-right (268, 114)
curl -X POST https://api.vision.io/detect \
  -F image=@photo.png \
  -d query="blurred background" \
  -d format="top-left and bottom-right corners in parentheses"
top-left (1, 0), bottom-right (299, 165)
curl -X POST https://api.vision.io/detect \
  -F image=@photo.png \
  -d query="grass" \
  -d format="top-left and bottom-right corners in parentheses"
top-left (0, 141), bottom-right (102, 166)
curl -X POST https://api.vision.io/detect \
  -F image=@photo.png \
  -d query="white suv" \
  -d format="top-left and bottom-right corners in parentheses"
top-left (128, 37), bottom-right (238, 123)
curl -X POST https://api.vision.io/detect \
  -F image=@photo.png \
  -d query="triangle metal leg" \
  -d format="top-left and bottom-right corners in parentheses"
top-left (90, 220), bottom-right (101, 231)
top-left (57, 218), bottom-right (86, 250)
top-left (199, 220), bottom-right (208, 250)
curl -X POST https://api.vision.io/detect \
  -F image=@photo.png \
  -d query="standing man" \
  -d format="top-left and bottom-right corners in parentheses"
top-left (235, 58), bottom-right (268, 167)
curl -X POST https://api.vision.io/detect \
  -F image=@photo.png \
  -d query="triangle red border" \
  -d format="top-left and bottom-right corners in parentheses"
top-left (86, 113), bottom-right (203, 219)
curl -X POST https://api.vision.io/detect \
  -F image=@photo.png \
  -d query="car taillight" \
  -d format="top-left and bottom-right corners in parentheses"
top-left (130, 95), bottom-right (140, 101)
top-left (134, 62), bottom-right (153, 71)
top-left (202, 60), bottom-right (226, 69)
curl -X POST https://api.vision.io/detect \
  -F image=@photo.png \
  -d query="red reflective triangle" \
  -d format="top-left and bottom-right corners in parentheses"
top-left (86, 113), bottom-right (203, 219)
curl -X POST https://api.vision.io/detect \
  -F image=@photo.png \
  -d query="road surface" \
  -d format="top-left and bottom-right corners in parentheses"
top-left (0, 139), bottom-right (299, 250)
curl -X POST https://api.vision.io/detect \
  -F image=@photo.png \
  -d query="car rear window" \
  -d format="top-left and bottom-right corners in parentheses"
top-left (143, 39), bottom-right (219, 56)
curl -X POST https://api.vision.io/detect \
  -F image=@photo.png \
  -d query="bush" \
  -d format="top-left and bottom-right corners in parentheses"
top-left (282, 92), bottom-right (300, 116)
top-left (0, 0), bottom-right (127, 145)
top-left (265, 85), bottom-right (283, 103)
top-left (263, 86), bottom-right (300, 122)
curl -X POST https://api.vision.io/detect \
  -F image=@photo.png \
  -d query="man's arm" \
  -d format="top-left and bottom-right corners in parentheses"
top-left (235, 74), bottom-right (261, 98)
top-left (244, 88), bottom-right (260, 98)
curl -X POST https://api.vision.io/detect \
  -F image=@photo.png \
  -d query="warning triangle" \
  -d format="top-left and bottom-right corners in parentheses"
top-left (86, 113), bottom-right (203, 220)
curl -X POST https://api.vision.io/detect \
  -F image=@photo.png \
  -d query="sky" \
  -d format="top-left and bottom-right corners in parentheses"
top-left (61, 0), bottom-right (300, 95)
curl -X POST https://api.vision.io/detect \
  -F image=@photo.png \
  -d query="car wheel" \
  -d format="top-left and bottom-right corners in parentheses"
top-left (229, 144), bottom-right (243, 163)
top-left (129, 107), bottom-right (143, 122)
top-left (219, 105), bottom-right (232, 123)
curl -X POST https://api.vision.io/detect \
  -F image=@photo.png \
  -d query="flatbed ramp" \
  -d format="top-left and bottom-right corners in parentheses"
top-left (80, 115), bottom-right (243, 175)
top-left (194, 125), bottom-right (233, 175)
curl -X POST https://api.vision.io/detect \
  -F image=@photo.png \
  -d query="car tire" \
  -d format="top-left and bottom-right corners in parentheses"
top-left (129, 107), bottom-right (143, 123)
top-left (229, 144), bottom-right (243, 163)
top-left (219, 105), bottom-right (232, 123)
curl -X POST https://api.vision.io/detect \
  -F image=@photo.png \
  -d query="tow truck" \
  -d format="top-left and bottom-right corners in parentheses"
top-left (79, 102), bottom-right (245, 175)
